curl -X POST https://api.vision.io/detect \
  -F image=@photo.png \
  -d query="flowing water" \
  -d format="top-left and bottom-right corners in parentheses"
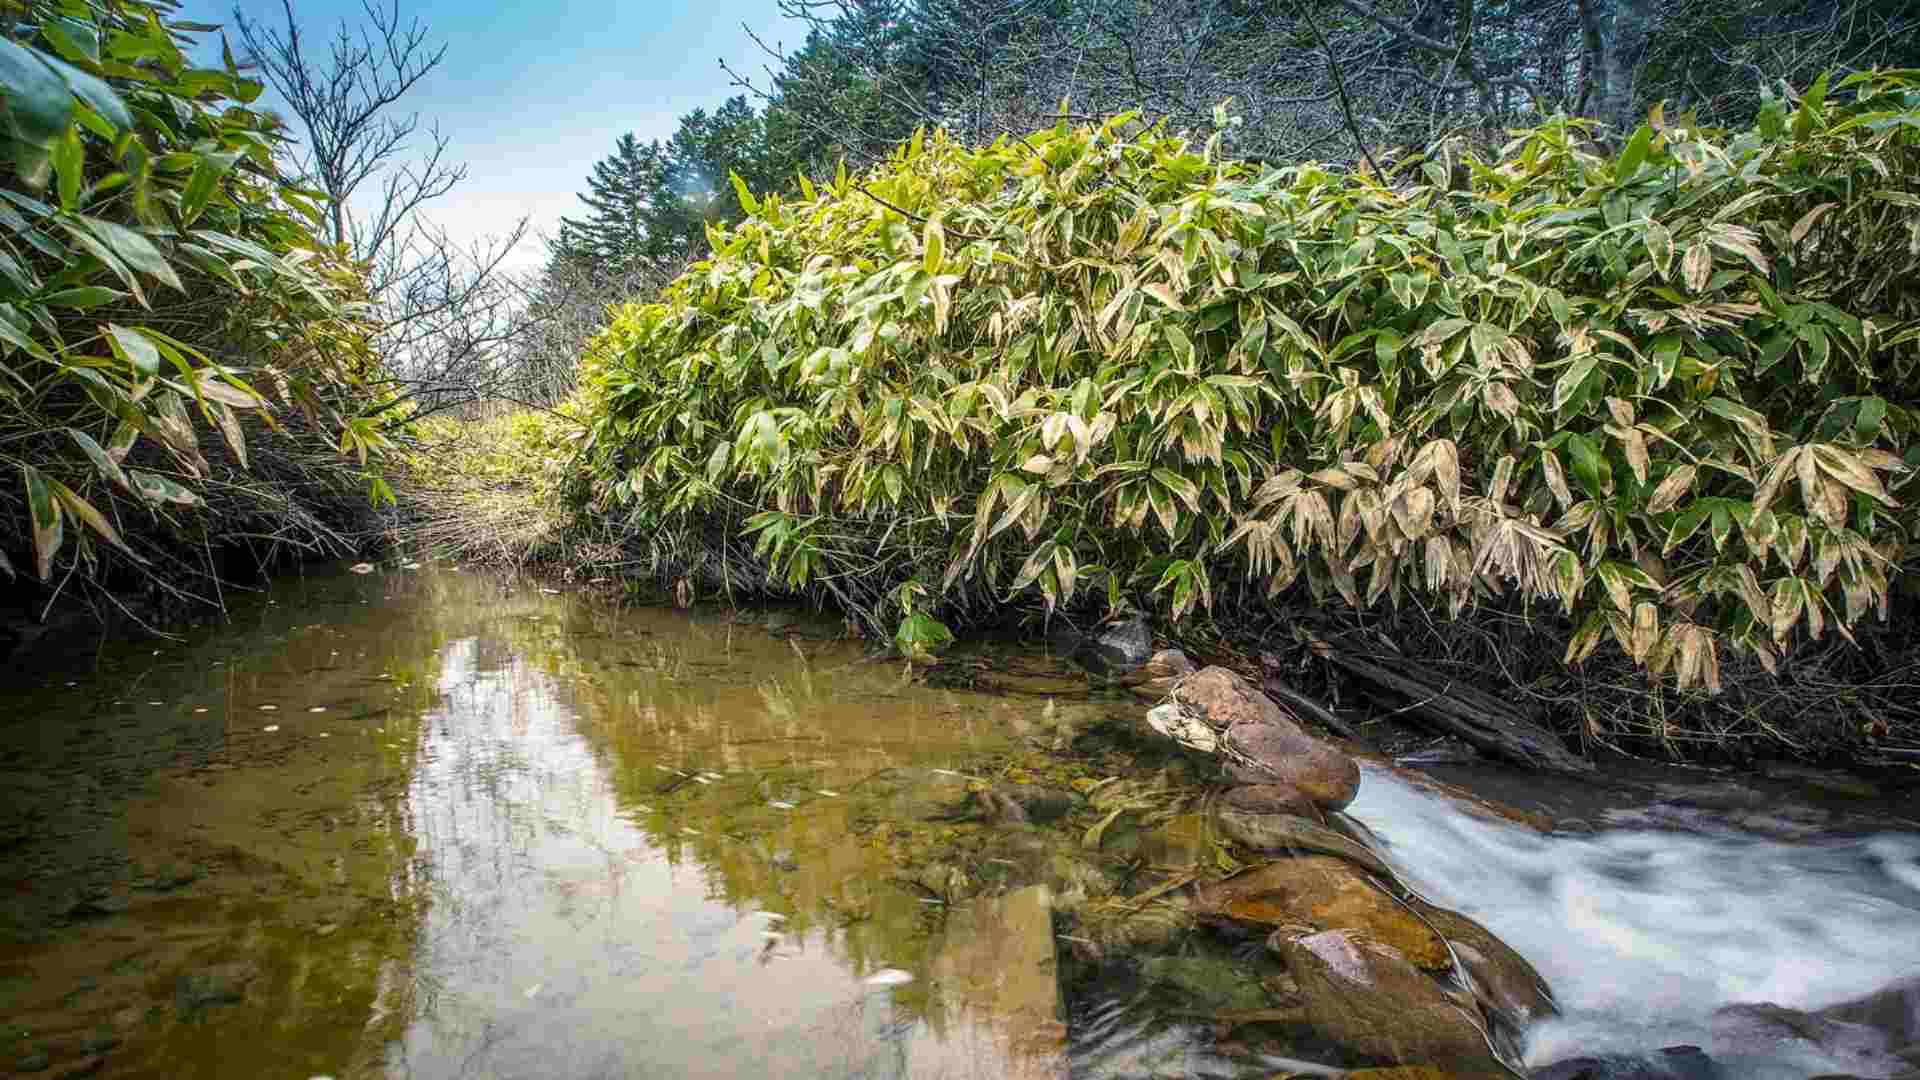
top-left (1349, 760), bottom-right (1920, 1077)
top-left (2, 562), bottom-right (1917, 1078)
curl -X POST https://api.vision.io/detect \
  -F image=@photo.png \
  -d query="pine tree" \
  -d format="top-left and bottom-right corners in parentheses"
top-left (555, 133), bottom-right (669, 275)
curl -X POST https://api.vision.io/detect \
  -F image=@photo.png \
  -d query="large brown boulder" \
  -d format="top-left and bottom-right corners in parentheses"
top-left (1173, 667), bottom-right (1360, 810)
top-left (1274, 929), bottom-right (1503, 1072)
top-left (1221, 783), bottom-right (1318, 817)
top-left (1222, 718), bottom-right (1361, 809)
top-left (1194, 857), bottom-right (1450, 970)
top-left (1174, 665), bottom-right (1296, 731)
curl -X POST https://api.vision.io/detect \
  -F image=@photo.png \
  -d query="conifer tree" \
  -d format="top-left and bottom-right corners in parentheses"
top-left (556, 133), bottom-right (668, 275)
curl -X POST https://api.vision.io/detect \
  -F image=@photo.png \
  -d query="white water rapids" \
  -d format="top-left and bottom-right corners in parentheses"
top-left (1345, 763), bottom-right (1920, 1077)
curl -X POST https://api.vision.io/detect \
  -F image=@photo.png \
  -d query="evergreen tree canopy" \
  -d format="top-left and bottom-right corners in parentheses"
top-left (554, 98), bottom-right (774, 277)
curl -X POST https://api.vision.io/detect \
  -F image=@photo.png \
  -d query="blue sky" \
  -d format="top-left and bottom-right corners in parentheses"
top-left (185, 0), bottom-right (807, 268)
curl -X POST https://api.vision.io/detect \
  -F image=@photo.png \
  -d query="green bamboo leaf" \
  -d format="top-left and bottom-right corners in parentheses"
top-left (1855, 397), bottom-right (1887, 443)
top-left (78, 217), bottom-right (183, 293)
top-left (179, 152), bottom-right (239, 227)
top-left (1643, 220), bottom-right (1673, 278)
top-left (41, 286), bottom-right (124, 308)
top-left (728, 170), bottom-right (759, 215)
top-left (923, 214), bottom-right (945, 277)
top-left (1615, 125), bottom-right (1653, 182)
top-left (0, 39), bottom-right (79, 146)
top-left (52, 127), bottom-right (83, 211)
top-left (1566, 433), bottom-right (1613, 499)
top-left (1552, 353), bottom-right (1599, 412)
top-left (106, 323), bottom-right (160, 375)
top-left (894, 612), bottom-right (953, 661)
top-left (127, 469), bottom-right (200, 506)
top-left (67, 428), bottom-right (129, 492)
top-left (42, 19), bottom-right (102, 65)
top-left (20, 464), bottom-right (63, 580)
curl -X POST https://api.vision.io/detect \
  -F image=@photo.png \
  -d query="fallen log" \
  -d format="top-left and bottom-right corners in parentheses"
top-left (1312, 636), bottom-right (1592, 773)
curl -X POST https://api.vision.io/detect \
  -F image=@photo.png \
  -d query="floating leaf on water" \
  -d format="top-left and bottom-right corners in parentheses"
top-left (257, 704), bottom-right (278, 712)
top-left (769, 801), bottom-right (795, 809)
top-left (318, 733), bottom-right (329, 738)
top-left (193, 707), bottom-right (209, 714)
top-left (262, 725), bottom-right (280, 732)
top-left (147, 700), bottom-right (163, 705)
top-left (347, 563), bottom-right (375, 574)
top-left (307, 706), bottom-right (327, 713)
top-left (863, 968), bottom-right (914, 987)
top-left (817, 789), bottom-right (840, 797)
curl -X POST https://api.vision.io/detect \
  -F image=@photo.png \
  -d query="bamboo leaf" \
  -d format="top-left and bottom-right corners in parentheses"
top-left (1646, 465), bottom-right (1695, 514)
top-left (923, 214), bottom-right (946, 276)
top-left (1682, 239), bottom-right (1712, 293)
top-left (21, 465), bottom-right (62, 580)
top-left (67, 428), bottom-right (130, 492)
top-left (50, 479), bottom-right (141, 560)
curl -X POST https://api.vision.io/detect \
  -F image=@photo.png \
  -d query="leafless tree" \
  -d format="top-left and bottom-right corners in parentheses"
top-left (234, 0), bottom-right (466, 259)
top-left (232, 0), bottom-right (551, 417)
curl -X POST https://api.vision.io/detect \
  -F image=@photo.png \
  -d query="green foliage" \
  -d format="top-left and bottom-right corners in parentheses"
top-left (1, 0), bottom-right (385, 587)
top-left (577, 72), bottom-right (1920, 690)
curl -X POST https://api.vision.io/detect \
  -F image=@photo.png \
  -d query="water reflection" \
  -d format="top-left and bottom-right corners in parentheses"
top-left (389, 578), bottom-right (1069, 1078)
top-left (1, 566), bottom-right (1080, 1078)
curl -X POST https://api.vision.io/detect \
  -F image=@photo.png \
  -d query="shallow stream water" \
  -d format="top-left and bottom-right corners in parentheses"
top-left (2, 563), bottom-right (1917, 1078)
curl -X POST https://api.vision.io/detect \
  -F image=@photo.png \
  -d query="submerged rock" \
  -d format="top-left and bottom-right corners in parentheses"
top-left (1194, 856), bottom-right (1449, 971)
top-left (1273, 929), bottom-right (1501, 1072)
top-left (1712, 995), bottom-right (1918, 1078)
top-left (1120, 649), bottom-right (1197, 699)
top-left (1532, 1045), bottom-right (1722, 1079)
top-left (1351, 1060), bottom-right (1512, 1068)
top-left (1212, 810), bottom-right (1396, 878)
top-left (1140, 953), bottom-right (1274, 1013)
top-left (1073, 614), bottom-right (1154, 675)
top-left (174, 961), bottom-right (258, 1019)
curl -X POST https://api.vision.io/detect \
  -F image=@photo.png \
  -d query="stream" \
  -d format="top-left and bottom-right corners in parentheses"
top-left (2, 563), bottom-right (1916, 1078)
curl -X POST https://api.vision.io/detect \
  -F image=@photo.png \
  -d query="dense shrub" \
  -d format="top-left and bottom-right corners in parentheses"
top-left (1, 0), bottom-right (389, 604)
top-left (578, 73), bottom-right (1920, 688)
